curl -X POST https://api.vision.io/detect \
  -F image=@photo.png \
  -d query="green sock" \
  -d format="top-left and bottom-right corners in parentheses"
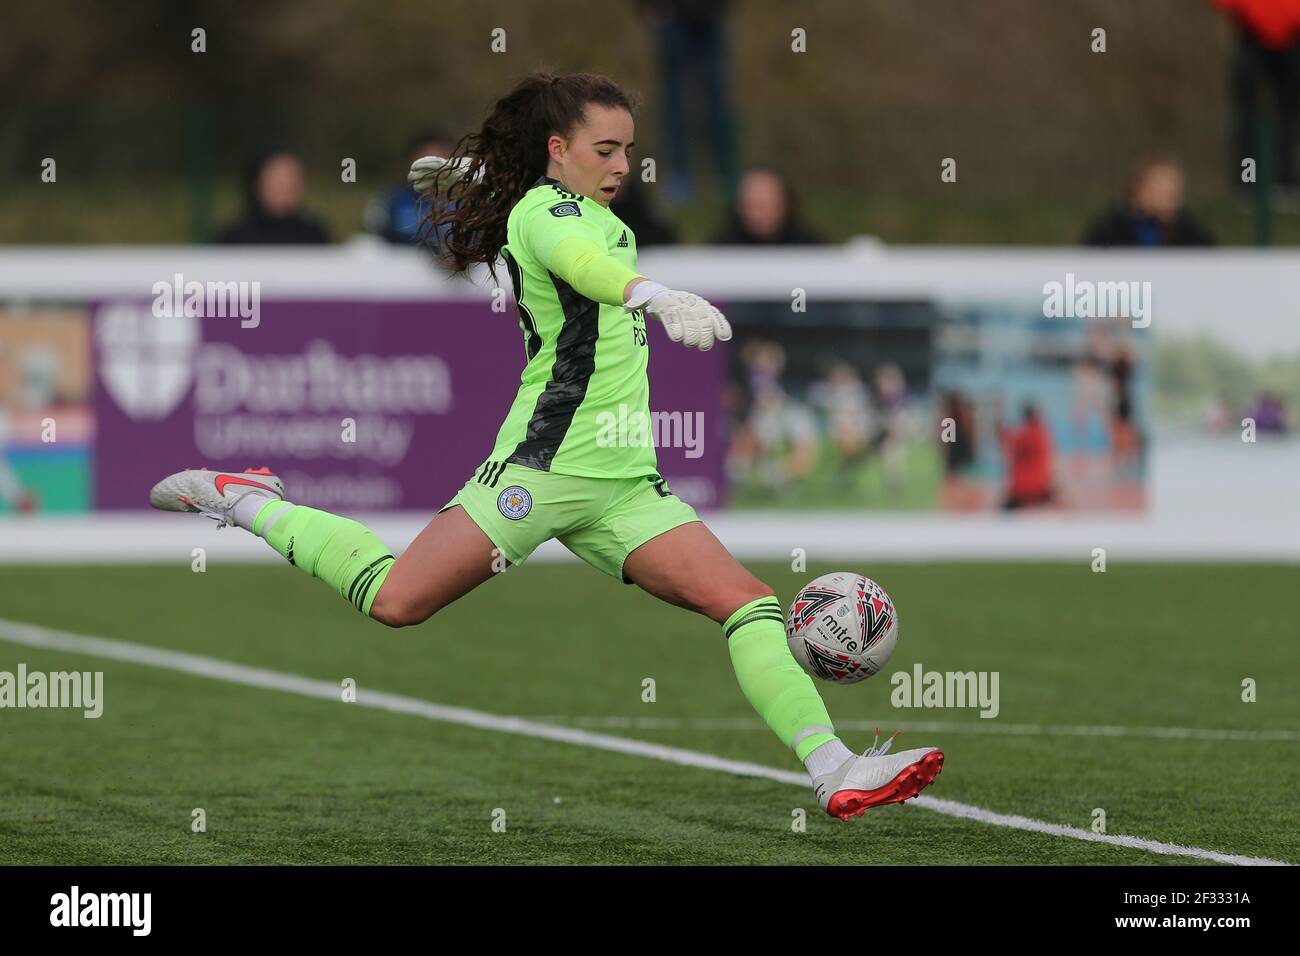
top-left (724, 596), bottom-right (838, 760)
top-left (252, 500), bottom-right (395, 617)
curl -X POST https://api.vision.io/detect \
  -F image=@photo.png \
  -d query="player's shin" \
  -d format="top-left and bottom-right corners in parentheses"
top-left (249, 499), bottom-right (395, 617)
top-left (723, 596), bottom-right (846, 764)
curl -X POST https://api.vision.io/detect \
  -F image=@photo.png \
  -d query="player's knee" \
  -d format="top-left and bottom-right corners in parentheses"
top-left (741, 580), bottom-right (777, 609)
top-left (369, 586), bottom-right (436, 629)
top-left (706, 579), bottom-right (776, 623)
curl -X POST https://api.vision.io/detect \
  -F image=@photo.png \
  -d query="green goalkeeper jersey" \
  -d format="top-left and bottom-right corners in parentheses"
top-left (487, 175), bottom-right (655, 478)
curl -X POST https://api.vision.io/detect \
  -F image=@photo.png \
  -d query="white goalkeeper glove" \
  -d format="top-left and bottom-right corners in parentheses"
top-left (407, 155), bottom-right (482, 193)
top-left (623, 281), bottom-right (731, 351)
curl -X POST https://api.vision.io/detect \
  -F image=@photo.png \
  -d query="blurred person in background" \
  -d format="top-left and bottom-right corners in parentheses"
top-left (638, 0), bottom-right (739, 204)
top-left (1203, 393), bottom-right (1235, 433)
top-left (748, 388), bottom-right (819, 494)
top-left (1109, 338), bottom-right (1140, 466)
top-left (723, 379), bottom-right (758, 480)
top-left (738, 337), bottom-right (782, 399)
top-left (999, 402), bottom-right (1056, 510)
top-left (1248, 391), bottom-right (1289, 433)
top-left (1214, 0), bottom-right (1300, 193)
top-left (808, 362), bottom-right (874, 472)
top-left (0, 343), bottom-right (38, 513)
top-left (218, 150), bottom-right (331, 245)
top-left (873, 362), bottom-right (911, 500)
top-left (0, 412), bottom-right (34, 512)
top-left (367, 128), bottom-right (454, 247)
top-left (1069, 350), bottom-right (1112, 498)
top-left (712, 166), bottom-right (825, 245)
top-left (610, 175), bottom-right (678, 246)
top-left (1083, 156), bottom-right (1216, 247)
top-left (732, 340), bottom-right (818, 495)
top-left (938, 389), bottom-right (980, 510)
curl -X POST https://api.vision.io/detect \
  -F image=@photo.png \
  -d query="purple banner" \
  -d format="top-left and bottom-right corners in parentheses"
top-left (92, 300), bottom-right (725, 511)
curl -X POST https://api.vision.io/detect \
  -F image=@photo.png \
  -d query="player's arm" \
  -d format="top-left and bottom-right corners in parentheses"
top-left (410, 156), bottom-right (636, 309)
top-left (517, 201), bottom-right (638, 305)
top-left (519, 202), bottom-right (731, 351)
top-left (410, 156), bottom-right (730, 351)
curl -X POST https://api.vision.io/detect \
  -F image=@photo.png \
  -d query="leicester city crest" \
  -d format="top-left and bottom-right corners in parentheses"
top-left (497, 485), bottom-right (533, 520)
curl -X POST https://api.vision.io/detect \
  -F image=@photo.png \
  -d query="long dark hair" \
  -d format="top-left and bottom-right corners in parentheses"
top-left (422, 72), bottom-right (636, 277)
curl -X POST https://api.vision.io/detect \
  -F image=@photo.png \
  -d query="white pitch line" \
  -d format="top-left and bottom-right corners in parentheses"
top-left (0, 617), bottom-right (1289, 867)
top-left (528, 715), bottom-right (1300, 743)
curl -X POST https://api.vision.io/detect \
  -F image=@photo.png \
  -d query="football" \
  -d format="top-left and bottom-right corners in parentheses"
top-left (786, 571), bottom-right (899, 683)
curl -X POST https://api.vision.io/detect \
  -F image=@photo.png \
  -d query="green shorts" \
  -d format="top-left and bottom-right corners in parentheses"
top-left (440, 459), bottom-right (700, 581)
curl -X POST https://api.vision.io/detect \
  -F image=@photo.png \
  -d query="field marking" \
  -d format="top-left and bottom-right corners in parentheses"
top-left (0, 616), bottom-right (1290, 867)
top-left (528, 715), bottom-right (1300, 743)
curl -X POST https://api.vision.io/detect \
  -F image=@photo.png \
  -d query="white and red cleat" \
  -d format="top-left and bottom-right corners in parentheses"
top-left (148, 466), bottom-right (285, 527)
top-left (812, 731), bottom-right (944, 820)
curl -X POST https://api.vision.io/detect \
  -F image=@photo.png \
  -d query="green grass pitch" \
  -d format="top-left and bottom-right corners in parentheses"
top-left (0, 561), bottom-right (1296, 865)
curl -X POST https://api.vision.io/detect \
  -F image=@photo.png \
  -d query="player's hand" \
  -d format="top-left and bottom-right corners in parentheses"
top-left (623, 281), bottom-right (732, 351)
top-left (407, 155), bottom-right (479, 194)
top-left (656, 292), bottom-right (731, 350)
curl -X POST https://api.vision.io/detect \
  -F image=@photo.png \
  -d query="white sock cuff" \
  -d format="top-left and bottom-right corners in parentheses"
top-left (803, 738), bottom-right (854, 778)
top-left (231, 493), bottom-right (282, 534)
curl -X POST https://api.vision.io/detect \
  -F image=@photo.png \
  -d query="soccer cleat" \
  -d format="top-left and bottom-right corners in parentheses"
top-left (812, 730), bottom-right (944, 820)
top-left (148, 466), bottom-right (285, 528)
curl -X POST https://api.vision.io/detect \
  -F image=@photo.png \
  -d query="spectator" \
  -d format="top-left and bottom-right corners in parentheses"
top-left (367, 128), bottom-right (453, 246)
top-left (218, 151), bottom-right (330, 245)
top-left (1248, 392), bottom-right (1288, 433)
top-left (728, 340), bottom-right (817, 495)
top-left (1083, 156), bottom-right (1215, 247)
top-left (809, 362), bottom-right (874, 469)
top-left (938, 389), bottom-right (981, 511)
top-left (1214, 0), bottom-right (1300, 190)
top-left (713, 167), bottom-right (825, 245)
top-left (1203, 394), bottom-right (1234, 433)
top-left (0, 343), bottom-right (38, 513)
top-left (999, 403), bottom-right (1056, 510)
top-left (638, 0), bottom-right (739, 204)
top-left (938, 389), bottom-right (977, 476)
top-left (873, 362), bottom-right (911, 498)
top-left (1109, 339), bottom-right (1140, 464)
top-left (610, 176), bottom-right (678, 247)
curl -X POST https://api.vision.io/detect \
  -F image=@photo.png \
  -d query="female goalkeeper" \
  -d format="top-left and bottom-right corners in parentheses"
top-left (149, 72), bottom-right (942, 819)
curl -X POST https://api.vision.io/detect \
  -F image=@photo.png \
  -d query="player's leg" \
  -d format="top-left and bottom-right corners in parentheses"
top-left (148, 466), bottom-right (506, 627)
top-left (563, 480), bottom-right (845, 766)
top-left (248, 494), bottom-right (500, 628)
top-left (366, 504), bottom-right (501, 627)
top-left (619, 519), bottom-right (846, 760)
top-left (562, 475), bottom-right (942, 818)
top-left (372, 460), bottom-right (576, 625)
top-left (621, 518), bottom-right (942, 817)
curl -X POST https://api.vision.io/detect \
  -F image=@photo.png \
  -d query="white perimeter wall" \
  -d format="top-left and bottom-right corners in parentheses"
top-left (0, 243), bottom-right (1296, 563)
